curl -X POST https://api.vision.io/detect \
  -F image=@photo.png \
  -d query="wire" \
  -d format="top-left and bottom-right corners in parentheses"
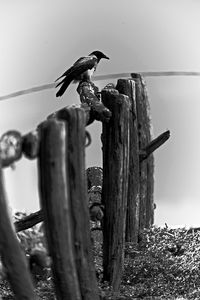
top-left (0, 83), bottom-right (56, 101)
top-left (1, 71), bottom-right (200, 101)
top-left (94, 71), bottom-right (200, 80)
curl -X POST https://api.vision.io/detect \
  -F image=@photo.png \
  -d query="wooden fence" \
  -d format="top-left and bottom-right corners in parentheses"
top-left (0, 75), bottom-right (170, 299)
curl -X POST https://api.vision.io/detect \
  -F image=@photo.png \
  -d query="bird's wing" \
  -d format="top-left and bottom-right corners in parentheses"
top-left (55, 55), bottom-right (97, 82)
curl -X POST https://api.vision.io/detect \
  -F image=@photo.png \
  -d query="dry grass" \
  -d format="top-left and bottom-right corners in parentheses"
top-left (1, 214), bottom-right (200, 299)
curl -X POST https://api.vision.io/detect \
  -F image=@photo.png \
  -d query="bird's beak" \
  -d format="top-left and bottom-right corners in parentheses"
top-left (103, 54), bottom-right (109, 59)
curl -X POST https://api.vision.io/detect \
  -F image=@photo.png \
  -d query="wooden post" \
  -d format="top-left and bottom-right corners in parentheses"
top-left (22, 130), bottom-right (40, 159)
top-left (116, 79), bottom-right (140, 243)
top-left (101, 86), bottom-right (130, 292)
top-left (77, 81), bottom-right (112, 123)
top-left (48, 103), bottom-right (93, 126)
top-left (86, 167), bottom-right (103, 189)
top-left (56, 106), bottom-right (100, 300)
top-left (0, 162), bottom-right (36, 299)
top-left (0, 131), bottom-right (22, 168)
top-left (132, 74), bottom-right (154, 229)
top-left (38, 119), bottom-right (81, 300)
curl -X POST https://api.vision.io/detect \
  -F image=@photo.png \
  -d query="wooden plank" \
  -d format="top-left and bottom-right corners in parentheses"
top-left (101, 86), bottom-right (130, 291)
top-left (132, 74), bottom-right (154, 229)
top-left (38, 119), bottom-right (81, 300)
top-left (14, 210), bottom-right (44, 232)
top-left (57, 106), bottom-right (100, 300)
top-left (140, 130), bottom-right (170, 161)
top-left (116, 79), bottom-right (140, 243)
top-left (0, 162), bottom-right (36, 299)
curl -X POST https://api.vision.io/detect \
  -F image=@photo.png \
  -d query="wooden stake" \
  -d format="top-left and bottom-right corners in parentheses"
top-left (101, 87), bottom-right (130, 291)
top-left (116, 79), bottom-right (140, 243)
top-left (56, 106), bottom-right (100, 300)
top-left (132, 74), bottom-right (154, 229)
top-left (38, 119), bottom-right (81, 300)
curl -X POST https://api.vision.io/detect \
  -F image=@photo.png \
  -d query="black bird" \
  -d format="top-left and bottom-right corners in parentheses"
top-left (55, 50), bottom-right (109, 97)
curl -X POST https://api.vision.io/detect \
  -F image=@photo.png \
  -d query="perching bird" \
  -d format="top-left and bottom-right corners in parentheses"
top-left (55, 50), bottom-right (109, 97)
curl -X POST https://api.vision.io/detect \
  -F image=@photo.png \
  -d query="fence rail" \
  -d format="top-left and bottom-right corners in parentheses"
top-left (0, 75), bottom-right (170, 299)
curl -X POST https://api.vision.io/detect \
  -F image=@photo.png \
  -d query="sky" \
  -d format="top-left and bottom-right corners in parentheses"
top-left (1, 0), bottom-right (200, 226)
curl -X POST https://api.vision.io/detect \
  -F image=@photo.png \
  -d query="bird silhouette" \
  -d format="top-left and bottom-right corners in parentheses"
top-left (55, 50), bottom-right (109, 97)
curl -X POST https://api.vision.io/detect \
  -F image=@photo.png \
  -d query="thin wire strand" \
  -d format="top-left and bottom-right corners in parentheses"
top-left (1, 71), bottom-right (200, 101)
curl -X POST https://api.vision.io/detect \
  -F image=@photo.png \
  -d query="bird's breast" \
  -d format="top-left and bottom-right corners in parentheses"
top-left (74, 67), bottom-right (96, 82)
top-left (82, 67), bottom-right (96, 80)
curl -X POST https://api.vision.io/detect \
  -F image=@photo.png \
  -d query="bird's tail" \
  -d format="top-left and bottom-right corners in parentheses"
top-left (56, 78), bottom-right (72, 97)
top-left (55, 66), bottom-right (74, 82)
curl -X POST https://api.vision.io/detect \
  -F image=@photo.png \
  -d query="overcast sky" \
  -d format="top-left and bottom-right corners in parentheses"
top-left (1, 0), bottom-right (200, 226)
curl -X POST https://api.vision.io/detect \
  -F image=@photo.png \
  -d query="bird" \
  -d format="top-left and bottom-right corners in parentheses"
top-left (55, 50), bottom-right (109, 97)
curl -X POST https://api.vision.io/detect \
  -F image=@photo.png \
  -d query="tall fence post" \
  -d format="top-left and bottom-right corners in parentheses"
top-left (116, 79), bottom-right (140, 243)
top-left (132, 74), bottom-right (154, 230)
top-left (101, 86), bottom-right (130, 292)
top-left (38, 119), bottom-right (81, 300)
top-left (0, 161), bottom-right (36, 300)
top-left (58, 106), bottom-right (100, 300)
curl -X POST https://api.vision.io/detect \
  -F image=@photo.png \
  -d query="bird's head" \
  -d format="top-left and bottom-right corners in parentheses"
top-left (89, 50), bottom-right (109, 61)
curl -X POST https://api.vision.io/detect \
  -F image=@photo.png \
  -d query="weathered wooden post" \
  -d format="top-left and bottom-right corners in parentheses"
top-left (59, 106), bottom-right (100, 300)
top-left (101, 85), bottom-right (130, 292)
top-left (131, 74), bottom-right (154, 230)
top-left (116, 79), bottom-right (140, 243)
top-left (77, 81), bottom-right (111, 123)
top-left (38, 119), bottom-right (81, 300)
top-left (0, 161), bottom-right (36, 300)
